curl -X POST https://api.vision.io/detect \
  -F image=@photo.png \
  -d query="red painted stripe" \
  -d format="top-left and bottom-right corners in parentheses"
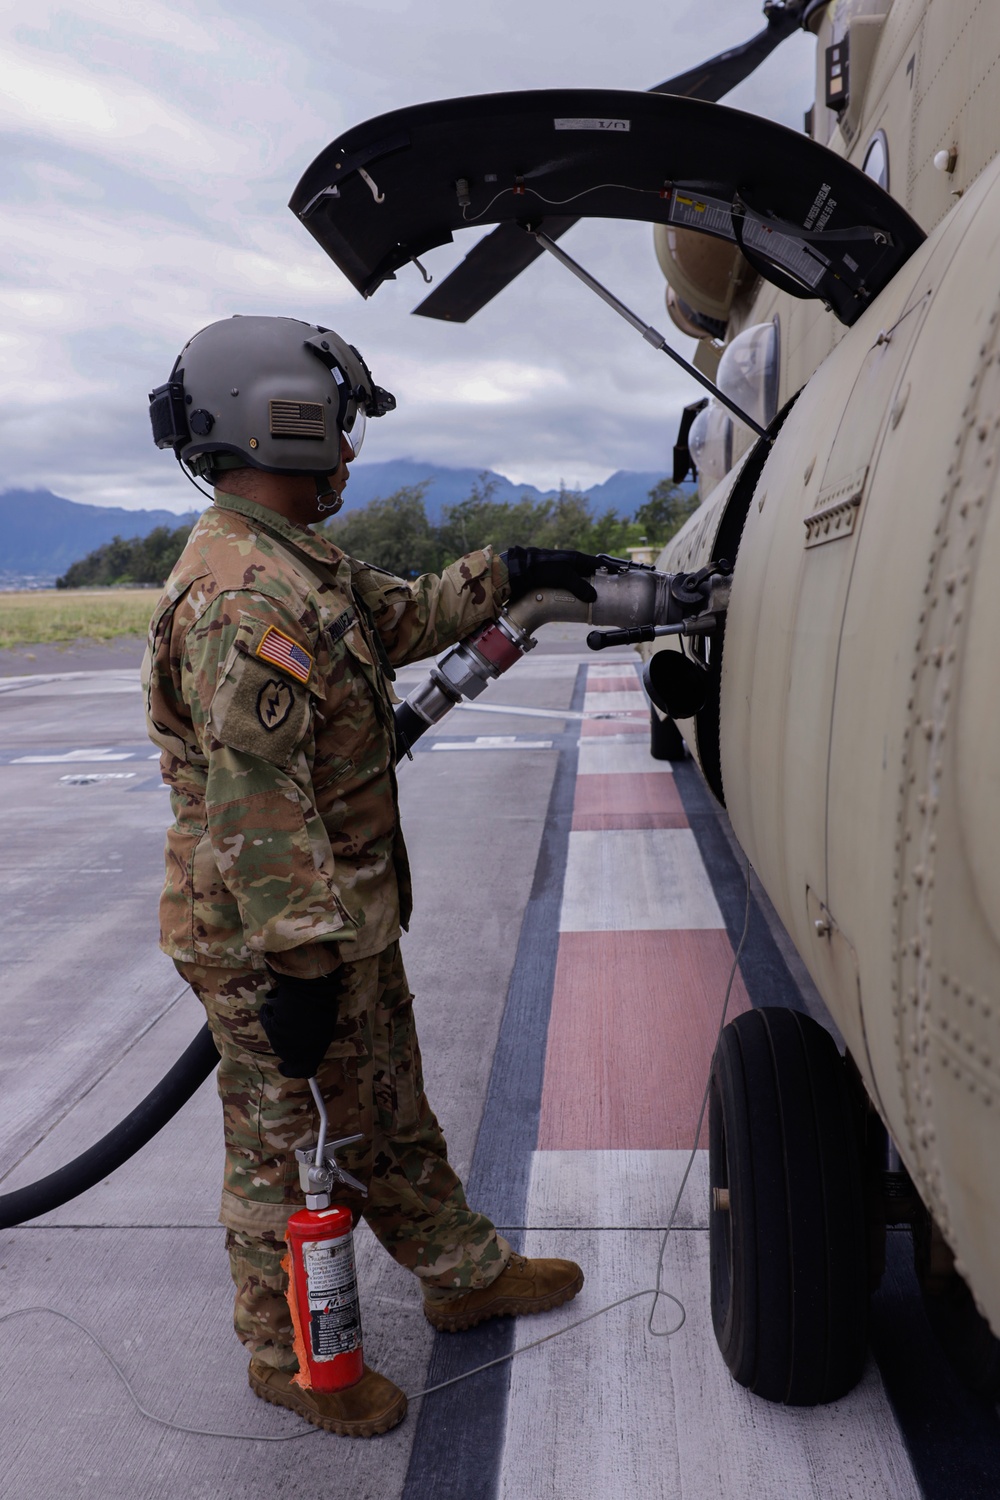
top-left (586, 675), bottom-right (642, 693)
top-left (572, 772), bottom-right (688, 831)
top-left (580, 718), bottom-right (646, 737)
top-left (538, 930), bottom-right (751, 1150)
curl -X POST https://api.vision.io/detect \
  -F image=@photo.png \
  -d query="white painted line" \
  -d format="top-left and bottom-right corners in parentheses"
top-left (583, 690), bottom-right (646, 715)
top-left (560, 829), bottom-right (724, 931)
top-left (587, 663), bottom-right (640, 679)
top-left (527, 1150), bottom-right (708, 1229)
top-left (577, 742), bottom-right (673, 776)
top-left (12, 749), bottom-right (135, 764)
top-left (59, 773), bottom-right (136, 784)
top-left (431, 739), bottom-right (553, 751)
top-left (497, 1231), bottom-right (922, 1500)
top-left (0, 671), bottom-right (140, 697)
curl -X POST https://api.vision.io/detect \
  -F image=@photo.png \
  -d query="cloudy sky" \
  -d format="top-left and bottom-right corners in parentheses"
top-left (1, 0), bottom-right (815, 513)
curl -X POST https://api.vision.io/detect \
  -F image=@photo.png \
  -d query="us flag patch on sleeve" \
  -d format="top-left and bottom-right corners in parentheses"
top-left (255, 625), bottom-right (314, 684)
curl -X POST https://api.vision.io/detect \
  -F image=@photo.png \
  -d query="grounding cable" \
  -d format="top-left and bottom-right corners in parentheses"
top-left (0, 858), bottom-right (752, 1439)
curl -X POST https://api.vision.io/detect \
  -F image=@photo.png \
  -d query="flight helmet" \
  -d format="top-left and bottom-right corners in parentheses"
top-left (148, 315), bottom-right (395, 505)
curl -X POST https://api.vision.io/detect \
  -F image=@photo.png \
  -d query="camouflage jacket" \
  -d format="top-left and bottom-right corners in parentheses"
top-left (143, 491), bottom-right (509, 975)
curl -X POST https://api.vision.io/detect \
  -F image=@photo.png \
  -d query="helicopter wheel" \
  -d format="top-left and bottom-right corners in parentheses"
top-left (649, 707), bottom-right (686, 761)
top-left (709, 1007), bottom-right (870, 1404)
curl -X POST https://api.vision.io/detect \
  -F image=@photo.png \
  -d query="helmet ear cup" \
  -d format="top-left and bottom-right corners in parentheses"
top-left (148, 381), bottom-right (190, 453)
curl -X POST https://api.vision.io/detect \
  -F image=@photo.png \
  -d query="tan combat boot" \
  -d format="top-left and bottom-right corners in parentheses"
top-left (422, 1252), bottom-right (584, 1332)
top-left (248, 1360), bottom-right (407, 1437)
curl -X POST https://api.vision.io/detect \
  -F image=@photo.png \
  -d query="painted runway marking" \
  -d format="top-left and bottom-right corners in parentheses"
top-left (582, 689), bottom-right (646, 715)
top-left (580, 717), bottom-right (647, 737)
top-left (11, 748), bottom-right (136, 764)
top-left (431, 737), bottom-right (554, 751)
top-left (497, 659), bottom-right (921, 1499)
top-left (0, 671), bottom-right (140, 697)
top-left (572, 770), bottom-right (687, 830)
top-left (560, 829), bottom-right (725, 931)
top-left (499, 1228), bottom-right (922, 1500)
top-left (526, 1148), bottom-right (710, 1229)
top-left (577, 742), bottom-right (673, 775)
top-left (539, 929), bottom-right (748, 1149)
top-left (584, 674), bottom-right (642, 693)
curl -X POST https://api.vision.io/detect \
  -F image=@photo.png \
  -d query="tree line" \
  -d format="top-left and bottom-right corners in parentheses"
top-left (56, 475), bottom-right (696, 588)
top-left (56, 525), bottom-right (195, 588)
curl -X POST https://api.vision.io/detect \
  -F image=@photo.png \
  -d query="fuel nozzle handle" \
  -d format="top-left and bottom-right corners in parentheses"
top-left (295, 1079), bottom-right (367, 1209)
top-left (394, 561), bottom-right (677, 751)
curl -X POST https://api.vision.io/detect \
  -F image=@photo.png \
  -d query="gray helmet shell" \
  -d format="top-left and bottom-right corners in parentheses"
top-left (149, 315), bottom-right (394, 479)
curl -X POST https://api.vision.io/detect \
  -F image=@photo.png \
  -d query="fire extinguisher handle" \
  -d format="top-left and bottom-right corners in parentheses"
top-left (308, 1077), bottom-right (329, 1168)
top-left (302, 1079), bottom-right (368, 1199)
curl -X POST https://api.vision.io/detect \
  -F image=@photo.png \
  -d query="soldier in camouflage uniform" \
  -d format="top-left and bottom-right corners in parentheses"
top-left (144, 317), bottom-right (589, 1437)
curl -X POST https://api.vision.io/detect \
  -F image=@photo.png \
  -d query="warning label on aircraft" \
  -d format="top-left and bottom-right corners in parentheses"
top-left (667, 189), bottom-right (827, 289)
top-left (668, 191), bottom-right (737, 239)
top-left (554, 117), bottom-right (630, 131)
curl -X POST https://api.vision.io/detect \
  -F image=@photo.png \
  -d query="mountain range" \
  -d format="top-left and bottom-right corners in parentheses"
top-left (0, 462), bottom-right (674, 580)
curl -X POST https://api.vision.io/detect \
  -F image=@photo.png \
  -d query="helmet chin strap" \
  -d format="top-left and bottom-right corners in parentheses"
top-left (314, 476), bottom-right (344, 516)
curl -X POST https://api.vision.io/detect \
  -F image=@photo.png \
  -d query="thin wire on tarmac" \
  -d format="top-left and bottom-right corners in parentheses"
top-left (0, 859), bottom-right (753, 1439)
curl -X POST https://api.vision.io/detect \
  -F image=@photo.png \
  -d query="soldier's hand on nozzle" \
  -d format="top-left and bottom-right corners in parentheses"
top-left (503, 546), bottom-right (600, 604)
top-left (259, 968), bottom-right (342, 1078)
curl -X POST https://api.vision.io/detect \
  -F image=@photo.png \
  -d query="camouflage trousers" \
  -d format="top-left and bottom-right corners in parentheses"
top-left (177, 943), bottom-right (509, 1370)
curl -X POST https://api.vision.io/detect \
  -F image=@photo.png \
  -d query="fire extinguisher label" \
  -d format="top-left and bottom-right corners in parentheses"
top-left (302, 1234), bottom-right (363, 1359)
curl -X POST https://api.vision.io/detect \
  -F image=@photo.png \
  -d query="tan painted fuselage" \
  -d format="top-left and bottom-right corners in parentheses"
top-left (653, 0), bottom-right (1000, 1334)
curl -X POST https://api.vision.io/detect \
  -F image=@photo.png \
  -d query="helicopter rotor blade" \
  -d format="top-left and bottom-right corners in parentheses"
top-left (413, 0), bottom-right (808, 323)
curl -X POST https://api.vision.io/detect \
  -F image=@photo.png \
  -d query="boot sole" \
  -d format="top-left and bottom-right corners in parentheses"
top-left (249, 1368), bottom-right (407, 1438)
top-left (423, 1268), bottom-right (584, 1332)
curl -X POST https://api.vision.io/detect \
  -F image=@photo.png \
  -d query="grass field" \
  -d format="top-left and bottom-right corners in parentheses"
top-left (0, 589), bottom-right (157, 648)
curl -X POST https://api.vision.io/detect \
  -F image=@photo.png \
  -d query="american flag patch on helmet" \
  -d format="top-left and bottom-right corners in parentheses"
top-left (255, 626), bottom-right (314, 684)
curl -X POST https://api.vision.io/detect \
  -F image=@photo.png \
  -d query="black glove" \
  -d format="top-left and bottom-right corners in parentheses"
top-left (259, 968), bottom-right (342, 1078)
top-left (504, 546), bottom-right (600, 604)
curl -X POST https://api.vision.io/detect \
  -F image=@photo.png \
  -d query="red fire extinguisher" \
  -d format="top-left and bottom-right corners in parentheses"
top-left (284, 1079), bottom-right (368, 1393)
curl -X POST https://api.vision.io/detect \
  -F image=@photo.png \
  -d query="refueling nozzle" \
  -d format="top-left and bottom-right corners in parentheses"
top-left (393, 557), bottom-right (733, 751)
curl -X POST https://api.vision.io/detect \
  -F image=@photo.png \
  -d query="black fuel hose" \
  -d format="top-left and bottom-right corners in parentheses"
top-left (0, 1024), bottom-right (219, 1230)
top-left (1, 703), bottom-right (435, 1230)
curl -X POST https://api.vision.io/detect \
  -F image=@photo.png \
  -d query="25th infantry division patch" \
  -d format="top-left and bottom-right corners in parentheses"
top-left (256, 678), bottom-right (294, 731)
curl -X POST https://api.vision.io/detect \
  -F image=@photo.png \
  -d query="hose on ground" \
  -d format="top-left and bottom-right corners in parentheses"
top-left (0, 1024), bottom-right (219, 1230)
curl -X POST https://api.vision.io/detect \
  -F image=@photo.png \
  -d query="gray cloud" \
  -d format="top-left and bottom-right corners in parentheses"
top-left (1, 1), bottom-right (816, 511)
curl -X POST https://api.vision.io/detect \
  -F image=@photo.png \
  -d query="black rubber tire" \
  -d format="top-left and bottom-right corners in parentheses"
top-left (709, 1007), bottom-right (869, 1404)
top-left (649, 708), bottom-right (686, 761)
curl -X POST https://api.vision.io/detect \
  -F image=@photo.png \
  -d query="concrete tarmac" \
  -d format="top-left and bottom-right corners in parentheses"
top-left (0, 626), bottom-right (996, 1500)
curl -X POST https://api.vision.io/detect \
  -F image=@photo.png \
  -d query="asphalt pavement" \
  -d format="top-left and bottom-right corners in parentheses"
top-left (1, 625), bottom-right (997, 1500)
